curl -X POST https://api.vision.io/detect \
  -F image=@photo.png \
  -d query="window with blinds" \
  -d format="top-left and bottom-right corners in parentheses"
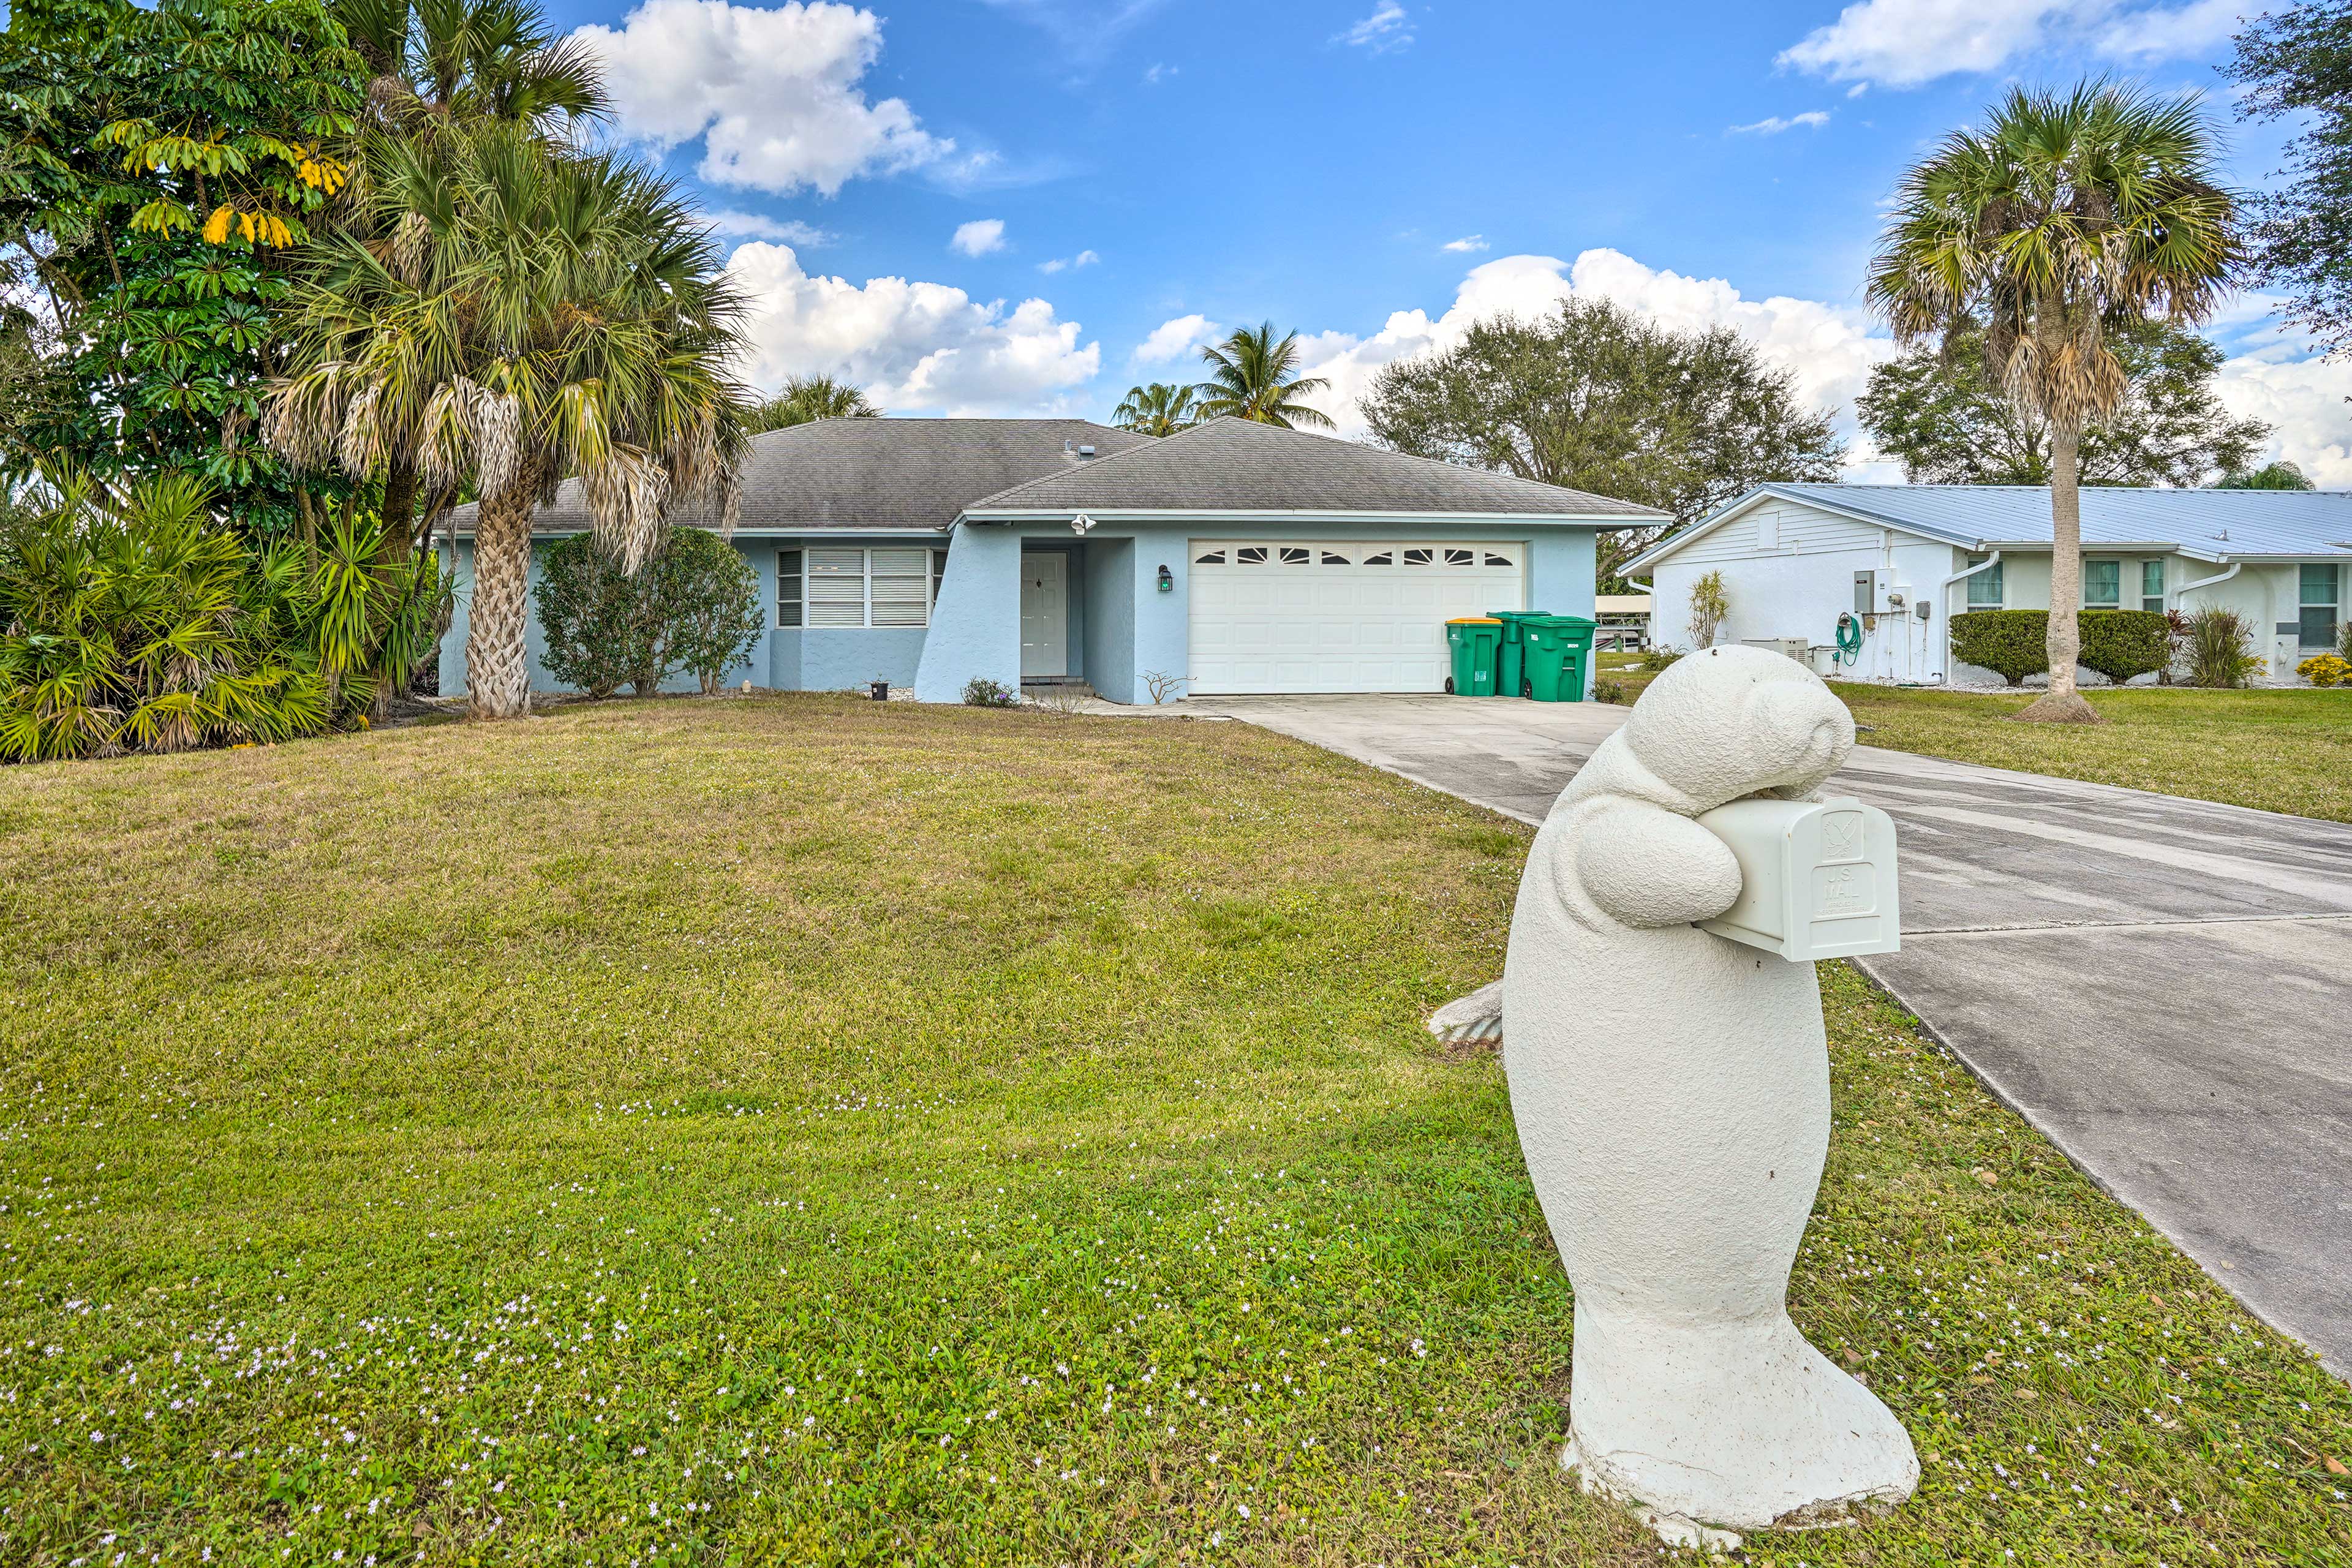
top-left (805, 547), bottom-right (868, 627)
top-left (777, 546), bottom-right (948, 628)
top-left (869, 548), bottom-right (931, 627)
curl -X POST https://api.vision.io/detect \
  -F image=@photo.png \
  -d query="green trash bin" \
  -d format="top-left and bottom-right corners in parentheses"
top-left (1489, 610), bottom-right (1551, 698)
top-left (1523, 614), bottom-right (1599, 702)
top-left (1444, 617), bottom-right (1504, 696)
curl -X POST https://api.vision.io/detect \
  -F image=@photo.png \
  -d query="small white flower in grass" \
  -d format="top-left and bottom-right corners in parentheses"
top-left (1237, 1504), bottom-right (1250, 1519)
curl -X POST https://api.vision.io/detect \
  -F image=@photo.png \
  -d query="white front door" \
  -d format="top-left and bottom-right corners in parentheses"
top-left (1020, 552), bottom-right (1068, 678)
top-left (1187, 541), bottom-right (1525, 693)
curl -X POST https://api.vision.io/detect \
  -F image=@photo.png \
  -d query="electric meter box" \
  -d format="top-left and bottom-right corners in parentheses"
top-left (1694, 795), bottom-right (1900, 961)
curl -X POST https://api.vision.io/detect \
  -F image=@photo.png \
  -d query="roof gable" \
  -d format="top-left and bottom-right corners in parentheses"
top-left (1624, 482), bottom-right (2352, 572)
top-left (962, 417), bottom-right (1669, 521)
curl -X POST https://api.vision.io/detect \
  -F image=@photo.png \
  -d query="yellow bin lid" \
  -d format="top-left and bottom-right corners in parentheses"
top-left (1446, 616), bottom-right (1504, 624)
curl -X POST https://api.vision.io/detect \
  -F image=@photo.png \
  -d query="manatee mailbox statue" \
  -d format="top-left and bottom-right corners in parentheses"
top-left (1501, 645), bottom-right (1917, 1536)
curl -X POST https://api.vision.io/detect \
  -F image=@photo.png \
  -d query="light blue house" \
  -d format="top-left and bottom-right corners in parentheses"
top-left (439, 415), bottom-right (1665, 703)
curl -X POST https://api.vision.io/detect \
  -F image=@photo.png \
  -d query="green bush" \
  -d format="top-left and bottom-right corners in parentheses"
top-left (2184, 606), bottom-right (2263, 689)
top-left (2078, 610), bottom-right (2170, 684)
top-left (962, 677), bottom-right (1017, 707)
top-left (657, 529), bottom-right (763, 695)
top-left (1948, 610), bottom-right (2046, 685)
top-left (535, 529), bottom-right (761, 698)
top-left (1950, 609), bottom-right (2169, 685)
top-left (1, 468), bottom-right (445, 762)
top-left (535, 535), bottom-right (665, 698)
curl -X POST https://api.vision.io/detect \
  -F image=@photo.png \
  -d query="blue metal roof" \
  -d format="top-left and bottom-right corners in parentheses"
top-left (1629, 483), bottom-right (2352, 571)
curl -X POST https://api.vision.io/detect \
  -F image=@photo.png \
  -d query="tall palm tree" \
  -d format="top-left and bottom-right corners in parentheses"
top-left (1111, 381), bottom-right (1202, 437)
top-left (745, 374), bottom-right (880, 433)
top-left (1869, 82), bottom-right (2241, 723)
top-left (1192, 323), bottom-right (1335, 430)
top-left (266, 124), bottom-right (752, 720)
top-left (277, 0), bottom-right (610, 563)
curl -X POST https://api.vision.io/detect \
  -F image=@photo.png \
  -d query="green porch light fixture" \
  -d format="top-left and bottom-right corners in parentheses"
top-left (1157, 564), bottom-right (1174, 593)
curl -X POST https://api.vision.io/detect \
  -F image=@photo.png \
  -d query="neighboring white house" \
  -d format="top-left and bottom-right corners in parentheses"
top-left (1622, 484), bottom-right (2352, 686)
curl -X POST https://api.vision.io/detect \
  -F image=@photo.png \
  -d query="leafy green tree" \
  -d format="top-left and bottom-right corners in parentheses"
top-left (1858, 318), bottom-right (2267, 486)
top-left (1360, 297), bottom-right (1843, 587)
top-left (0, 0), bottom-right (363, 533)
top-left (2215, 461), bottom-right (2316, 490)
top-left (1193, 323), bottom-right (1334, 429)
top-left (655, 529), bottom-right (763, 695)
top-left (268, 124), bottom-right (752, 719)
top-left (1869, 83), bottom-right (2242, 725)
top-left (535, 532), bottom-right (665, 696)
top-left (745, 374), bottom-right (880, 434)
top-left (1112, 382), bottom-right (1202, 436)
top-left (2230, 2), bottom-right (2352, 355)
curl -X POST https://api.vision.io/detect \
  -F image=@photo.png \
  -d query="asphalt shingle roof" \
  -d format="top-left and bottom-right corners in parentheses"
top-left (450, 417), bottom-right (1151, 535)
top-left (964, 417), bottom-right (1668, 520)
top-left (1632, 482), bottom-right (2352, 568)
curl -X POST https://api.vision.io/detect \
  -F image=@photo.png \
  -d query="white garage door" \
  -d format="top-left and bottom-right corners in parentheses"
top-left (1188, 541), bottom-right (1525, 694)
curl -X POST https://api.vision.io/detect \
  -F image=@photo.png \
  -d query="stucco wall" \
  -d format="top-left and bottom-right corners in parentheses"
top-left (1651, 499), bottom-right (2340, 687)
top-left (1082, 537), bottom-right (1138, 703)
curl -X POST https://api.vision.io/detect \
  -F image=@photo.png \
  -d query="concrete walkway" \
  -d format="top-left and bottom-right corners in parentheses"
top-left (1198, 693), bottom-right (2352, 1378)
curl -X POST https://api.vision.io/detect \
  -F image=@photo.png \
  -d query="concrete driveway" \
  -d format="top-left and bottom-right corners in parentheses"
top-left (1200, 693), bottom-right (2352, 1378)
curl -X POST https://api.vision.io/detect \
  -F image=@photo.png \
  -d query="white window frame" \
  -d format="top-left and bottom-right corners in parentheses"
top-left (1964, 554), bottom-right (2003, 609)
top-left (2300, 563), bottom-right (2341, 651)
top-left (2082, 558), bottom-right (2122, 611)
top-left (2139, 558), bottom-right (2166, 614)
top-left (778, 546), bottom-right (950, 629)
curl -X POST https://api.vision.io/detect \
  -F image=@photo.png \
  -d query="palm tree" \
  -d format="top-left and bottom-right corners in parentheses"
top-left (1868, 82), bottom-right (2242, 723)
top-left (1193, 323), bottom-right (1335, 430)
top-left (276, 0), bottom-right (610, 562)
top-left (745, 374), bottom-right (880, 433)
top-left (266, 124), bottom-right (752, 721)
top-left (1111, 382), bottom-right (1202, 437)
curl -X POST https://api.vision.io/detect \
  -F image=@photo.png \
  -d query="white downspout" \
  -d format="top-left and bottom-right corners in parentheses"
top-left (2170, 560), bottom-right (2240, 607)
top-left (1936, 551), bottom-right (2001, 685)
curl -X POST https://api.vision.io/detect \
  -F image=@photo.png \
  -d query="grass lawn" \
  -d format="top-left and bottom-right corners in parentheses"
top-left (1594, 653), bottom-right (2352, 824)
top-left (1, 696), bottom-right (2347, 1567)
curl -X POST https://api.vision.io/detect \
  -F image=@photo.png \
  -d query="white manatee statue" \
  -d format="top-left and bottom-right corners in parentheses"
top-left (1501, 645), bottom-right (1918, 1532)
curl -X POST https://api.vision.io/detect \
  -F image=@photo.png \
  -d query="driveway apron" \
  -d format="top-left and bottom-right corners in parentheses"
top-left (1200, 693), bottom-right (2352, 1379)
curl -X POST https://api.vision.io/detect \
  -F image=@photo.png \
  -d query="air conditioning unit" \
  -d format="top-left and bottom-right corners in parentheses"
top-left (1740, 637), bottom-right (1811, 664)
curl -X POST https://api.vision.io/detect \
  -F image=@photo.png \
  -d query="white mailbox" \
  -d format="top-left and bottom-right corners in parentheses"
top-left (1695, 795), bottom-right (1899, 961)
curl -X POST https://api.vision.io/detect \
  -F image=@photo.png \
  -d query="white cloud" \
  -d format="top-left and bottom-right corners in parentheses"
top-left (1728, 110), bottom-right (1831, 135)
top-left (1131, 313), bottom-right (1220, 368)
top-left (703, 210), bottom-right (834, 245)
top-left (1292, 249), bottom-right (1895, 443)
top-left (1143, 62), bottom-right (1175, 84)
top-left (2214, 353), bottom-right (2352, 488)
top-left (1335, 1), bottom-right (1412, 53)
top-left (951, 219), bottom-right (1008, 258)
top-left (575, 0), bottom-right (948, 197)
top-left (727, 241), bottom-right (1099, 415)
top-left (1442, 235), bottom-right (1490, 253)
top-left (1778, 0), bottom-right (2239, 89)
top-left (1038, 249), bottom-right (1099, 274)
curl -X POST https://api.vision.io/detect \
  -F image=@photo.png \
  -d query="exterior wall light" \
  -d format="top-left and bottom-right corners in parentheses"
top-left (1157, 564), bottom-right (1174, 593)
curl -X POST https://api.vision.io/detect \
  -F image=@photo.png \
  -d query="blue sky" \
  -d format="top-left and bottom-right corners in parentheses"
top-left (539, 0), bottom-right (2348, 481)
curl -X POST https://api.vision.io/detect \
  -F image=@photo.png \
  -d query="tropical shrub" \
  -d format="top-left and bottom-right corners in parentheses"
top-left (962, 677), bottom-right (1017, 707)
top-left (0, 469), bottom-right (443, 762)
top-left (535, 536), bottom-right (665, 698)
top-left (2183, 607), bottom-right (2264, 688)
top-left (2077, 610), bottom-right (2171, 683)
top-left (534, 530), bottom-right (763, 698)
top-left (1949, 611), bottom-right (2048, 685)
top-left (2296, 653), bottom-right (2352, 688)
top-left (658, 529), bottom-right (763, 695)
top-left (1686, 570), bottom-right (1729, 648)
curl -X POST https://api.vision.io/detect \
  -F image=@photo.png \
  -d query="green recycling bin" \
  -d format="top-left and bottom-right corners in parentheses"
top-left (1444, 617), bottom-right (1504, 696)
top-left (1489, 610), bottom-right (1551, 698)
top-left (1523, 614), bottom-right (1598, 702)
